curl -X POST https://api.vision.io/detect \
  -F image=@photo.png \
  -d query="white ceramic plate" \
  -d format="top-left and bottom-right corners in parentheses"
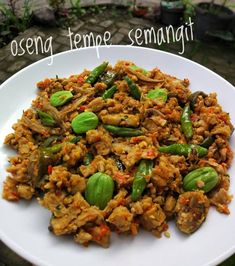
top-left (0, 46), bottom-right (234, 266)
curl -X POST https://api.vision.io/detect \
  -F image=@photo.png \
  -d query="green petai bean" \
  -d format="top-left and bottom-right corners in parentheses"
top-left (147, 88), bottom-right (168, 102)
top-left (183, 167), bottom-right (220, 192)
top-left (85, 172), bottom-right (114, 210)
top-left (71, 112), bottom-right (99, 134)
top-left (50, 91), bottom-right (73, 107)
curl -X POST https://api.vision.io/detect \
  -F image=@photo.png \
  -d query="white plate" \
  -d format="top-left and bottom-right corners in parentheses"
top-left (0, 46), bottom-right (234, 266)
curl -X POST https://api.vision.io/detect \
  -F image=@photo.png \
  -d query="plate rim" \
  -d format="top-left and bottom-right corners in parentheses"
top-left (0, 45), bottom-right (234, 90)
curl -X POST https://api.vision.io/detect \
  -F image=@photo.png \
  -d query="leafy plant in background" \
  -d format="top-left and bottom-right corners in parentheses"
top-left (182, 0), bottom-right (195, 21)
top-left (0, 0), bottom-right (32, 48)
top-left (182, 0), bottom-right (234, 23)
top-left (196, 0), bottom-right (235, 42)
top-left (49, 0), bottom-right (71, 27)
top-left (186, 0), bottom-right (233, 14)
top-left (181, 0), bottom-right (235, 42)
top-left (86, 0), bottom-right (107, 15)
top-left (208, 0), bottom-right (230, 14)
top-left (21, 0), bottom-right (31, 30)
top-left (70, 0), bottom-right (86, 18)
top-left (182, 0), bottom-right (233, 21)
top-left (49, 0), bottom-right (88, 27)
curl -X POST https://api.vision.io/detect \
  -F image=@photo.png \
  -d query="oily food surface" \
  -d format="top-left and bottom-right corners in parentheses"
top-left (2, 61), bottom-right (234, 248)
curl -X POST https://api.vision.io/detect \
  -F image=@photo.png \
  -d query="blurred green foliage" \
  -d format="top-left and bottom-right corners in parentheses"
top-left (0, 0), bottom-right (32, 48)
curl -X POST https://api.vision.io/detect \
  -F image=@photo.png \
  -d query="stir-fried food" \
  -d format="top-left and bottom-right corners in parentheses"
top-left (2, 61), bottom-right (234, 248)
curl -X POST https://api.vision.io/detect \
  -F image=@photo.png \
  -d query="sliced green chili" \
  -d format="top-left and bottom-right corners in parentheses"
top-left (102, 85), bottom-right (118, 99)
top-left (200, 136), bottom-right (215, 148)
top-left (131, 160), bottom-right (153, 201)
top-left (181, 104), bottom-right (193, 139)
top-left (104, 125), bottom-right (143, 137)
top-left (83, 152), bottom-right (94, 166)
top-left (159, 144), bottom-right (207, 157)
top-left (124, 76), bottom-right (141, 100)
top-left (86, 61), bottom-right (109, 85)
